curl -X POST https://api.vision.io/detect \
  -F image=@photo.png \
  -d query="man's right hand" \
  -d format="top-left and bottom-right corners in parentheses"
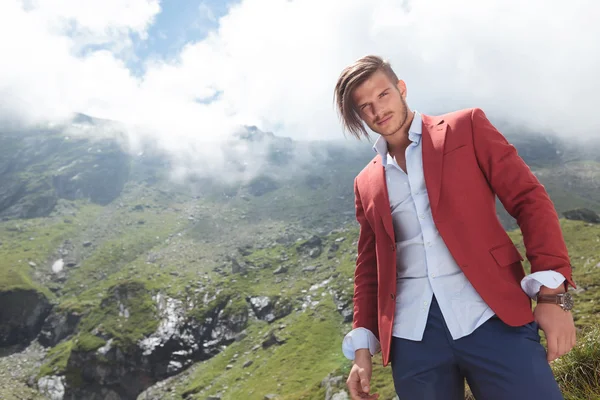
top-left (346, 349), bottom-right (379, 400)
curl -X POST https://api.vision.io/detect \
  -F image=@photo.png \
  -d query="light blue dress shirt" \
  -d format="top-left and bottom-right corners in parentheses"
top-left (342, 111), bottom-right (567, 360)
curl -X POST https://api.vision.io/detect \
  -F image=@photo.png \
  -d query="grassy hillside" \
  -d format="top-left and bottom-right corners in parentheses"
top-left (133, 219), bottom-right (600, 400)
top-left (1, 128), bottom-right (600, 400)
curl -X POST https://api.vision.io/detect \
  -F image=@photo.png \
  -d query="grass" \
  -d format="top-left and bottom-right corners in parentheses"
top-left (22, 207), bottom-right (600, 400)
top-left (2, 142), bottom-right (596, 400)
top-left (0, 202), bottom-right (103, 299)
top-left (37, 339), bottom-right (74, 378)
top-left (553, 325), bottom-right (600, 400)
top-left (76, 279), bottom-right (158, 350)
top-left (509, 219), bottom-right (600, 329)
top-left (179, 298), bottom-right (348, 400)
top-left (169, 218), bottom-right (600, 400)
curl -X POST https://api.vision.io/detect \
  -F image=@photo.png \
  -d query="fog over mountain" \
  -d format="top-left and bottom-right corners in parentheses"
top-left (1, 0), bottom-right (599, 184)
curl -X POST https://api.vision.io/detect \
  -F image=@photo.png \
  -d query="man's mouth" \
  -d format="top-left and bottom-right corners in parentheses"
top-left (378, 115), bottom-right (392, 125)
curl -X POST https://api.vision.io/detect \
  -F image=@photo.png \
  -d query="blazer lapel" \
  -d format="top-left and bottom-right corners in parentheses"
top-left (422, 115), bottom-right (448, 214)
top-left (368, 157), bottom-right (396, 241)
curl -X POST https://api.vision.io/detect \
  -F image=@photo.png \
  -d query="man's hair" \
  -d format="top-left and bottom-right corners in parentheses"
top-left (334, 55), bottom-right (399, 140)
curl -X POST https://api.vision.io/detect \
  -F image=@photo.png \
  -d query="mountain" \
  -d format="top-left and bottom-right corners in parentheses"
top-left (0, 116), bottom-right (599, 400)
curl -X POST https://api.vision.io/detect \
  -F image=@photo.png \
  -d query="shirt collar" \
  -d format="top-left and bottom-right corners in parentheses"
top-left (372, 111), bottom-right (422, 166)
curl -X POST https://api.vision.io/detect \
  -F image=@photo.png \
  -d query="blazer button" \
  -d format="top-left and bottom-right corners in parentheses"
top-left (390, 293), bottom-right (395, 299)
top-left (390, 244), bottom-right (395, 251)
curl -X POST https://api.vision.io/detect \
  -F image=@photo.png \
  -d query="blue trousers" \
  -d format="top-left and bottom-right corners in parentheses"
top-left (390, 296), bottom-right (564, 400)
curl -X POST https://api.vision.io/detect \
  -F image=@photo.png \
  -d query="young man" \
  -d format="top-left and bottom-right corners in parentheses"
top-left (333, 55), bottom-right (577, 400)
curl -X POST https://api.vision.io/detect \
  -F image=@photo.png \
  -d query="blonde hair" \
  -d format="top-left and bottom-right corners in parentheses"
top-left (334, 55), bottom-right (399, 140)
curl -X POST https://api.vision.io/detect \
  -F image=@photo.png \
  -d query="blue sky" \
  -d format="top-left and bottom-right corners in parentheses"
top-left (130, 0), bottom-right (239, 73)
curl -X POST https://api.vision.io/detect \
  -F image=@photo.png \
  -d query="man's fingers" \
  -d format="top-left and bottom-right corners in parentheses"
top-left (561, 333), bottom-right (572, 357)
top-left (347, 379), bottom-right (362, 400)
top-left (347, 368), bottom-right (367, 400)
top-left (546, 333), bottom-right (559, 362)
top-left (357, 368), bottom-right (371, 393)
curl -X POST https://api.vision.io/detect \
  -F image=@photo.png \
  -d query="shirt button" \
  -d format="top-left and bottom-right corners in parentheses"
top-left (431, 273), bottom-right (436, 278)
top-left (419, 214), bottom-right (425, 219)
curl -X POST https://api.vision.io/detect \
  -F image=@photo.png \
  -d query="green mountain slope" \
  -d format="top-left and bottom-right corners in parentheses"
top-left (0, 122), bottom-right (599, 400)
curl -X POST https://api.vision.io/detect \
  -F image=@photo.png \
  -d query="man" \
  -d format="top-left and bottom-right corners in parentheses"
top-left (333, 55), bottom-right (577, 400)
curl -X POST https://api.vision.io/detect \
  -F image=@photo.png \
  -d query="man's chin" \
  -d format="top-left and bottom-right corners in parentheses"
top-left (379, 127), bottom-right (400, 137)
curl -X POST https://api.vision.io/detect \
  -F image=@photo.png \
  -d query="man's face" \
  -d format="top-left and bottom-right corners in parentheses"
top-left (351, 70), bottom-right (409, 138)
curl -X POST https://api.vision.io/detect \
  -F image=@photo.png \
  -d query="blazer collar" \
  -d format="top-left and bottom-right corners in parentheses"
top-left (367, 112), bottom-right (448, 240)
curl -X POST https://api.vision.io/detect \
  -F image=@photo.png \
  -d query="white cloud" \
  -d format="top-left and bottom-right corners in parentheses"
top-left (1, 0), bottom-right (599, 181)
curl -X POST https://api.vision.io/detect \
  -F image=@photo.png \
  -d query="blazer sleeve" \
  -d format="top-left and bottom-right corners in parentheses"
top-left (470, 108), bottom-right (576, 290)
top-left (352, 177), bottom-right (380, 340)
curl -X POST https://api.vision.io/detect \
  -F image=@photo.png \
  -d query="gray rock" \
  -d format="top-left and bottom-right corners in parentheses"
top-left (322, 374), bottom-right (347, 400)
top-left (0, 289), bottom-right (52, 347)
top-left (246, 175), bottom-right (280, 196)
top-left (273, 265), bottom-right (287, 274)
top-left (38, 375), bottom-right (65, 400)
top-left (62, 286), bottom-right (248, 400)
top-left (297, 236), bottom-right (323, 259)
top-left (331, 391), bottom-right (349, 400)
top-left (563, 208), bottom-right (600, 223)
top-left (247, 296), bottom-right (292, 323)
top-left (261, 331), bottom-right (286, 349)
top-left (38, 309), bottom-right (81, 347)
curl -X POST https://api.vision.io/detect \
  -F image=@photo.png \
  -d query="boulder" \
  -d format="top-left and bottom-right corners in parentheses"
top-left (563, 208), bottom-right (600, 223)
top-left (0, 289), bottom-right (52, 347)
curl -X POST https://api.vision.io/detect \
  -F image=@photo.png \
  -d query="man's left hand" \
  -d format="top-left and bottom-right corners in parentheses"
top-left (534, 297), bottom-right (577, 363)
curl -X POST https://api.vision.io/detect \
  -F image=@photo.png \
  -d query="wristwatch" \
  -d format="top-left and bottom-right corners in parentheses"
top-left (535, 292), bottom-right (574, 311)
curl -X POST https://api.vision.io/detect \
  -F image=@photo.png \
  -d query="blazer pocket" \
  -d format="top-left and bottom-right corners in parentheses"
top-left (490, 243), bottom-right (523, 267)
top-left (443, 144), bottom-right (467, 155)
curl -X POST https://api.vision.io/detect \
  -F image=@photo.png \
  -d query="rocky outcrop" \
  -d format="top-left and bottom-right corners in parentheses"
top-left (38, 375), bottom-right (66, 400)
top-left (247, 295), bottom-right (293, 323)
top-left (60, 288), bottom-right (249, 400)
top-left (321, 374), bottom-right (349, 400)
top-left (297, 235), bottom-right (323, 259)
top-left (0, 289), bottom-right (52, 347)
top-left (332, 289), bottom-right (353, 323)
top-left (51, 145), bottom-right (129, 206)
top-left (246, 175), bottom-right (280, 197)
top-left (38, 309), bottom-right (81, 347)
top-left (563, 208), bottom-right (600, 223)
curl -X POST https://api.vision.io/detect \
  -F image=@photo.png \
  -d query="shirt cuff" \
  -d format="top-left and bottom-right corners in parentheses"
top-left (521, 271), bottom-right (566, 298)
top-left (341, 327), bottom-right (381, 360)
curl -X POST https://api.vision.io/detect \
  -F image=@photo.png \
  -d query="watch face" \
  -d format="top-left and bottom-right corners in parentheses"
top-left (562, 293), bottom-right (574, 310)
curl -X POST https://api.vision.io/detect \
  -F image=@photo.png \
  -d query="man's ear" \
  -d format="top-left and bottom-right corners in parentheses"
top-left (396, 80), bottom-right (407, 98)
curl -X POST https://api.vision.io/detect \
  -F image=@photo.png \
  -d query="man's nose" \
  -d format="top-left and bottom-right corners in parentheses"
top-left (373, 107), bottom-right (384, 121)
top-left (372, 101), bottom-right (385, 118)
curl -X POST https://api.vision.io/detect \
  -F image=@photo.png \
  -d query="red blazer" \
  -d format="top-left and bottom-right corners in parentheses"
top-left (352, 107), bottom-right (576, 367)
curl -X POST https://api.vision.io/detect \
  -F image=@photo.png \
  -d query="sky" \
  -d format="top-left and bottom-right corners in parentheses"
top-left (0, 0), bottom-right (599, 180)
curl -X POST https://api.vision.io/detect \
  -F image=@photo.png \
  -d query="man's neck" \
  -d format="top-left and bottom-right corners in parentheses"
top-left (385, 110), bottom-right (415, 158)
